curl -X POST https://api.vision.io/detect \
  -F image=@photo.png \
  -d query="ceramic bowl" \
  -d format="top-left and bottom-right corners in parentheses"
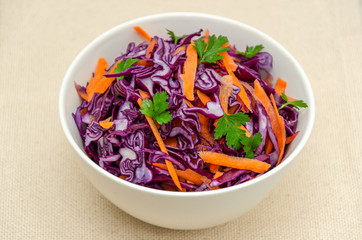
top-left (59, 12), bottom-right (315, 230)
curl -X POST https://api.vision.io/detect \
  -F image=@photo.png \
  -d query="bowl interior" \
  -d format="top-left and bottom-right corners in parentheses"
top-left (59, 12), bottom-right (315, 194)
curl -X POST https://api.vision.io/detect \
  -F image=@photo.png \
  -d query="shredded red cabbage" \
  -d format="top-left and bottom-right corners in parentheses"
top-left (72, 29), bottom-right (302, 191)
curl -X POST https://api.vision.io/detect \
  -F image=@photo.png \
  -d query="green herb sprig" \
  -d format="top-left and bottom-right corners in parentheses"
top-left (193, 35), bottom-right (229, 65)
top-left (214, 112), bottom-right (263, 158)
top-left (166, 29), bottom-right (187, 44)
top-left (279, 93), bottom-right (308, 110)
top-left (237, 44), bottom-right (264, 58)
top-left (114, 58), bottom-right (139, 80)
top-left (140, 91), bottom-right (173, 125)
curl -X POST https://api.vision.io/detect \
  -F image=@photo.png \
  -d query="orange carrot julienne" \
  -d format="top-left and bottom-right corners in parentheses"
top-left (164, 137), bottom-right (178, 147)
top-left (270, 94), bottom-right (286, 166)
top-left (274, 78), bottom-right (287, 95)
top-left (240, 81), bottom-right (256, 100)
top-left (133, 26), bottom-right (151, 42)
top-left (286, 131), bottom-right (300, 144)
top-left (219, 48), bottom-right (237, 72)
top-left (172, 45), bottom-right (186, 56)
top-left (203, 29), bottom-right (210, 43)
top-left (99, 116), bottom-right (113, 129)
top-left (184, 99), bottom-right (194, 108)
top-left (138, 89), bottom-right (150, 100)
top-left (136, 60), bottom-right (153, 67)
top-left (145, 38), bottom-right (157, 58)
top-left (87, 58), bottom-right (108, 95)
top-left (75, 58), bottom-right (109, 102)
top-left (153, 163), bottom-right (211, 186)
top-left (209, 164), bottom-right (219, 174)
top-left (137, 97), bottom-right (182, 190)
top-left (238, 124), bottom-right (251, 137)
top-left (80, 108), bottom-right (88, 115)
top-left (213, 171), bottom-right (224, 179)
top-left (198, 151), bottom-right (271, 174)
top-left (222, 57), bottom-right (253, 113)
top-left (264, 135), bottom-right (273, 154)
top-left (254, 80), bottom-right (281, 152)
top-left (264, 73), bottom-right (274, 87)
top-left (161, 184), bottom-right (179, 191)
top-left (74, 82), bottom-right (88, 101)
top-left (228, 105), bottom-right (239, 114)
top-left (219, 75), bottom-right (234, 114)
top-left (196, 90), bottom-right (211, 105)
top-left (198, 113), bottom-right (215, 145)
top-left (85, 60), bottom-right (119, 101)
top-left (180, 41), bottom-right (197, 101)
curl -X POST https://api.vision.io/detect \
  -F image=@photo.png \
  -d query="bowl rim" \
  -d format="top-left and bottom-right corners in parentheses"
top-left (59, 12), bottom-right (315, 197)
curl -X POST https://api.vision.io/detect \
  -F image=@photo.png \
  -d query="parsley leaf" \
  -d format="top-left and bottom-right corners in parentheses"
top-left (166, 29), bottom-right (187, 44)
top-left (214, 112), bottom-right (250, 150)
top-left (237, 44), bottom-right (264, 58)
top-left (241, 132), bottom-right (263, 158)
top-left (193, 35), bottom-right (229, 65)
top-left (214, 112), bottom-right (263, 156)
top-left (139, 91), bottom-right (173, 125)
top-left (279, 93), bottom-right (308, 110)
top-left (114, 58), bottom-right (139, 80)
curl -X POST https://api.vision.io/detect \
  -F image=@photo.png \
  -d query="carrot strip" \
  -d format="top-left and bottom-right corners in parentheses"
top-left (180, 41), bottom-right (197, 101)
top-left (184, 99), bottom-right (194, 108)
top-left (203, 29), bottom-right (210, 43)
top-left (137, 97), bottom-right (182, 190)
top-left (161, 184), bottom-right (178, 191)
top-left (221, 56), bottom-right (253, 112)
top-left (198, 151), bottom-right (271, 173)
top-left (153, 163), bottom-right (211, 186)
top-left (264, 73), bottom-right (274, 87)
top-left (219, 75), bottom-right (234, 114)
top-left (86, 61), bottom-right (119, 101)
top-left (286, 131), bottom-right (300, 144)
top-left (240, 81), bottom-right (256, 100)
top-left (198, 114), bottom-right (215, 145)
top-left (75, 58), bottom-right (110, 101)
top-left (209, 164), bottom-right (219, 173)
top-left (226, 42), bottom-right (236, 52)
top-left (133, 26), bottom-right (151, 42)
top-left (270, 94), bottom-right (286, 166)
top-left (138, 89), bottom-right (150, 100)
top-left (145, 38), bottom-right (157, 58)
top-left (196, 90), bottom-right (211, 105)
top-left (74, 82), bottom-right (88, 101)
top-left (219, 49), bottom-right (237, 72)
top-left (213, 171), bottom-right (224, 179)
top-left (99, 116), bottom-right (113, 129)
top-left (274, 78), bottom-right (287, 95)
top-left (87, 58), bottom-right (108, 95)
top-left (238, 124), bottom-right (251, 137)
top-left (164, 137), bottom-right (178, 147)
top-left (172, 45), bottom-right (186, 56)
top-left (254, 80), bottom-right (282, 153)
top-left (264, 136), bottom-right (273, 154)
top-left (228, 105), bottom-right (239, 114)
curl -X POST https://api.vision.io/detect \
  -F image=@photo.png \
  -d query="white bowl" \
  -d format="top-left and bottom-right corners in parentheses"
top-left (59, 12), bottom-right (315, 230)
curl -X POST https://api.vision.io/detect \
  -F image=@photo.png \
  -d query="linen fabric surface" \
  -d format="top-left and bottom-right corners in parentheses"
top-left (1, 0), bottom-right (361, 239)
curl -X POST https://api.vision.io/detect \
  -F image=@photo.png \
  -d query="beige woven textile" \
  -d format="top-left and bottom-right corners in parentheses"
top-left (1, 0), bottom-right (361, 239)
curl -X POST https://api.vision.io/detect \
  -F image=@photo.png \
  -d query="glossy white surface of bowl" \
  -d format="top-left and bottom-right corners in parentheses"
top-left (59, 12), bottom-right (315, 230)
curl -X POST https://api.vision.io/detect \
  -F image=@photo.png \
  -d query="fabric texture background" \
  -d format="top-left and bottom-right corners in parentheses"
top-left (1, 0), bottom-right (361, 239)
